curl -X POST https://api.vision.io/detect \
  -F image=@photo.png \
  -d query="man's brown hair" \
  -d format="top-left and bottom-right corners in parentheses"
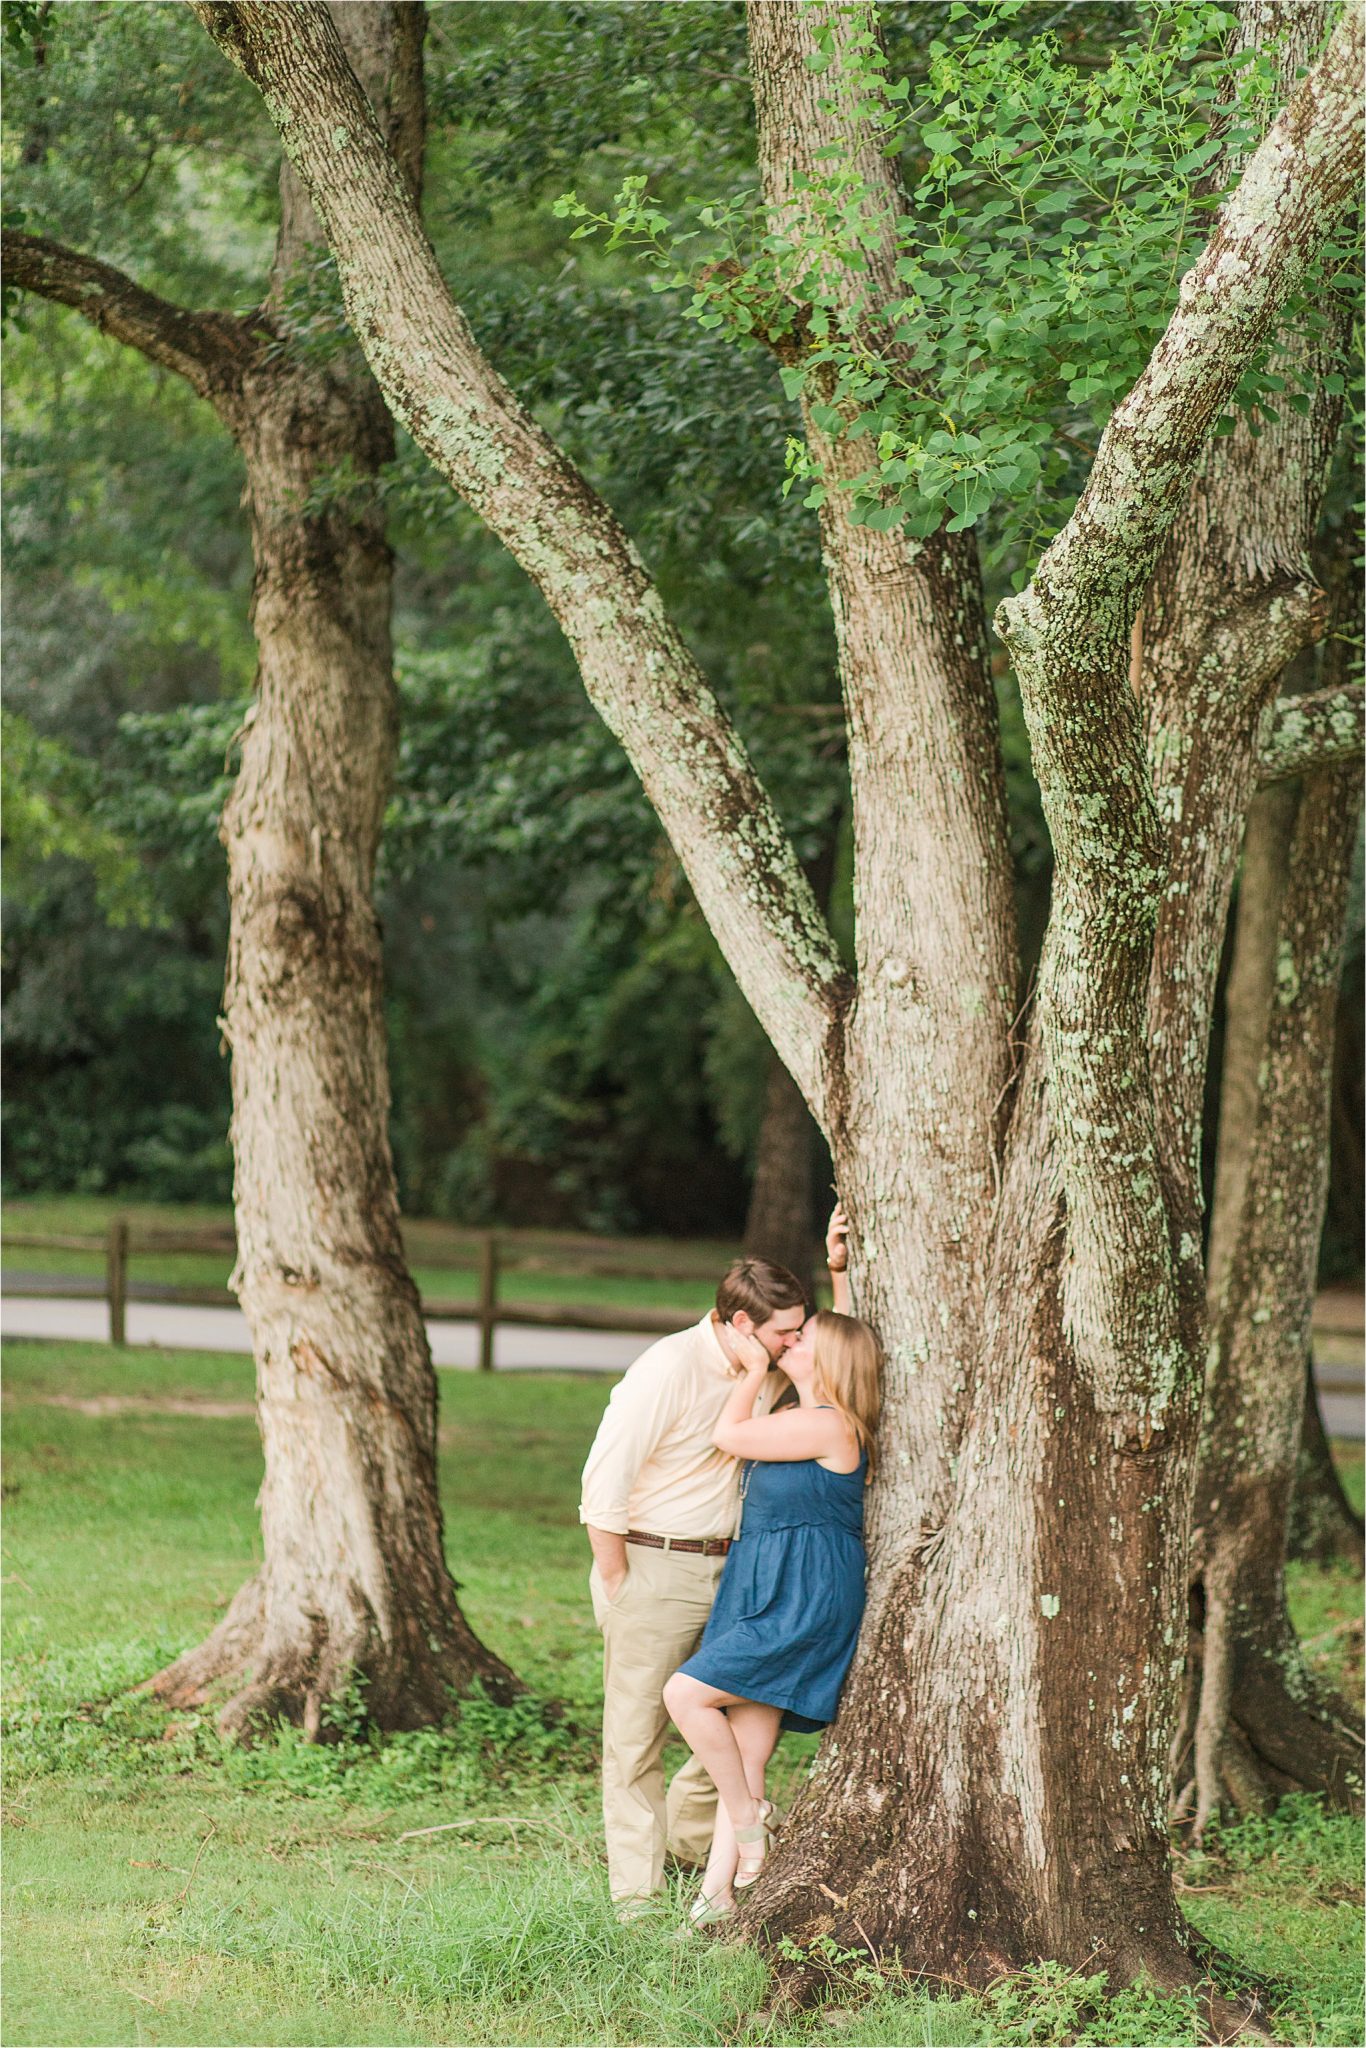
top-left (715, 1257), bottom-right (807, 1324)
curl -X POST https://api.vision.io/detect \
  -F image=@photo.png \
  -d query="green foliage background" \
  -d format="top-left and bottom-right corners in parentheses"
top-left (1, 0), bottom-right (1360, 1266)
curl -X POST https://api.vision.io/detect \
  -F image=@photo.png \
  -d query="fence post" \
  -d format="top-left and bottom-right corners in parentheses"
top-left (477, 1232), bottom-right (499, 1372)
top-left (107, 1217), bottom-right (129, 1347)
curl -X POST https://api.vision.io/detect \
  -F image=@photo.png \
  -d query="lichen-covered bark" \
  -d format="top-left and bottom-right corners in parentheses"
top-left (743, 1049), bottom-right (1225, 2007)
top-left (998, 0), bottom-right (1362, 1387)
top-left (13, 3), bottom-right (517, 1734)
top-left (1128, 0), bottom-right (1364, 1829)
top-left (1258, 681), bottom-right (1365, 784)
top-left (925, 0), bottom-right (1366, 1997)
top-left (191, 0), bottom-right (849, 1117)
top-left (737, 0), bottom-right (1201, 1991)
top-left (1178, 762), bottom-right (1365, 1835)
top-left (1141, 0), bottom-right (1351, 1199)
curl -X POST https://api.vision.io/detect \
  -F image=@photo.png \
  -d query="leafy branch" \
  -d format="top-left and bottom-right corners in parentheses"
top-left (555, 0), bottom-right (1351, 574)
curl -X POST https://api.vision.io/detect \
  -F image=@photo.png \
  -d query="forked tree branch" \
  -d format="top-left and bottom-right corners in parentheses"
top-left (2, 229), bottom-right (257, 409)
top-left (1258, 683), bottom-right (1365, 785)
top-left (187, 0), bottom-right (850, 1116)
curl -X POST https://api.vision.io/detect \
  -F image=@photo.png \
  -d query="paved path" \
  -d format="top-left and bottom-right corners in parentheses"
top-left (3, 1291), bottom-right (1362, 1438)
top-left (0, 1294), bottom-right (646, 1374)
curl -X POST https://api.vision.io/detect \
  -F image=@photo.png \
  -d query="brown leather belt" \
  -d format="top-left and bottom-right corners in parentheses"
top-left (626, 1530), bottom-right (731, 1556)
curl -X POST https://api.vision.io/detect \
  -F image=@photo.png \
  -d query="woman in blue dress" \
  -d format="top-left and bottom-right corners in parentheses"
top-left (663, 1281), bottom-right (882, 1924)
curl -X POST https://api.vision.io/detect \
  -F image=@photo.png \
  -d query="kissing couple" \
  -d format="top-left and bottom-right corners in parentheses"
top-left (580, 1206), bottom-right (882, 1925)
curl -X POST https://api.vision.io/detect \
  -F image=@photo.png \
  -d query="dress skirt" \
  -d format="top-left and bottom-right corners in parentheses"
top-left (676, 1450), bottom-right (867, 1732)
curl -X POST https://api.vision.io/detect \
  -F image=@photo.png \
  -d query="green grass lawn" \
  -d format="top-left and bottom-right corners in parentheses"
top-left (3, 1339), bottom-right (1362, 2047)
top-left (2, 1195), bottom-right (733, 1316)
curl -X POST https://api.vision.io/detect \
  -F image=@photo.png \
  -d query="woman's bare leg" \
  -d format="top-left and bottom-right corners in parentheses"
top-left (699, 1800), bottom-right (739, 1906)
top-left (729, 1700), bottom-right (782, 1785)
top-left (663, 1673), bottom-right (755, 1828)
top-left (728, 1701), bottom-right (783, 1882)
top-left (672, 1688), bottom-right (783, 1905)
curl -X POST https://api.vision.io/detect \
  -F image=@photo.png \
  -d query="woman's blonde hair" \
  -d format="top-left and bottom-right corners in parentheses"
top-left (811, 1310), bottom-right (883, 1478)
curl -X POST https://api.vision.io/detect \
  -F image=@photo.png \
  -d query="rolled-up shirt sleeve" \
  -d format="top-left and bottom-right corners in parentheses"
top-left (579, 1357), bottom-right (682, 1534)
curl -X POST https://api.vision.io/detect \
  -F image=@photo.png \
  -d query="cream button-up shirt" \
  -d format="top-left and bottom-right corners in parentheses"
top-left (579, 1312), bottom-right (777, 1540)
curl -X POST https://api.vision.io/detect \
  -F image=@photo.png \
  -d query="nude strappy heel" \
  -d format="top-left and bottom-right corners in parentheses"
top-left (733, 1798), bottom-right (776, 1888)
top-left (685, 1887), bottom-right (735, 1929)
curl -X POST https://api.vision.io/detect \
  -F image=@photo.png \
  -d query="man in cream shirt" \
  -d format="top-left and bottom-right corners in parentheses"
top-left (580, 1257), bottom-right (807, 1908)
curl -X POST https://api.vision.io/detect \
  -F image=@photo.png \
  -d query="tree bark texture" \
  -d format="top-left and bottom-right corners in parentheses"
top-left (1258, 681), bottom-right (1365, 784)
top-left (1111, 0), bottom-right (1363, 1832)
top-left (7, 2), bottom-right (518, 1734)
top-left (1179, 765), bottom-right (1365, 1836)
top-left (191, 0), bottom-right (1364, 2001)
top-left (743, 1053), bottom-right (818, 1299)
top-left (1141, 0), bottom-right (1352, 1205)
top-left (1183, 504), bottom-right (1366, 1821)
top-left (744, 839), bottom-right (841, 1297)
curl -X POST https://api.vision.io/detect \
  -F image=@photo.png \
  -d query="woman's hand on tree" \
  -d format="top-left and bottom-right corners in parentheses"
top-left (826, 1202), bottom-right (850, 1273)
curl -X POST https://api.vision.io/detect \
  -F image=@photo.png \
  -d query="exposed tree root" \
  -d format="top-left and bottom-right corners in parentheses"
top-left (147, 1568), bottom-right (521, 1738)
top-left (1172, 1577), bottom-right (1363, 1841)
top-left (148, 1573), bottom-right (266, 1715)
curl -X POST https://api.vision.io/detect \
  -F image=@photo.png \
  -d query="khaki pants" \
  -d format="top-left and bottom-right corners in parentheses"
top-left (590, 1543), bottom-right (725, 1902)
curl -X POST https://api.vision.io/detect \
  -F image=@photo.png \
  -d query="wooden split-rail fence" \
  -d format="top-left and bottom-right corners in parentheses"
top-left (2, 1221), bottom-right (728, 1370)
top-left (7, 1223), bottom-right (1360, 1397)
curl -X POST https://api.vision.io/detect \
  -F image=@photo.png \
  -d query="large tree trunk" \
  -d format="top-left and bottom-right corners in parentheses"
top-left (1115, 0), bottom-right (1361, 1837)
top-left (745, 0), bottom-right (1018, 1556)
top-left (747, 1047), bottom-right (1210, 1995)
top-left (1177, 764), bottom-right (1364, 1833)
top-left (1, 1), bottom-right (517, 1734)
top-left (731, 0), bottom-right (1354, 2007)
top-left (744, 840), bottom-right (842, 1296)
top-left (1174, 566), bottom-right (1365, 1824)
top-left (190, 0), bottom-right (1362, 2000)
top-left (156, 3), bottom-right (518, 1737)
top-left (743, 1054), bottom-right (817, 1297)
